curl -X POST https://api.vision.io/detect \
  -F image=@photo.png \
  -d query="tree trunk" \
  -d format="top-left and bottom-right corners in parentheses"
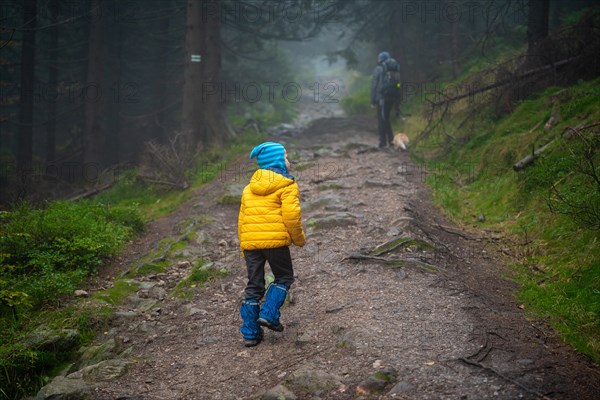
top-left (154, 10), bottom-right (170, 144)
top-left (17, 0), bottom-right (37, 174)
top-left (181, 0), bottom-right (206, 145)
top-left (413, 18), bottom-right (427, 82)
top-left (451, 7), bottom-right (460, 79)
top-left (82, 0), bottom-right (106, 173)
top-left (104, 1), bottom-right (121, 167)
top-left (526, 0), bottom-right (550, 63)
top-left (390, 1), bottom-right (409, 83)
top-left (549, 0), bottom-right (564, 31)
top-left (201, 0), bottom-right (235, 147)
top-left (45, 0), bottom-right (58, 164)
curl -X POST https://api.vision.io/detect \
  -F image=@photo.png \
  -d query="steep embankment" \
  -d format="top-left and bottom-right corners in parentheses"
top-left (409, 76), bottom-right (600, 364)
top-left (34, 114), bottom-right (600, 400)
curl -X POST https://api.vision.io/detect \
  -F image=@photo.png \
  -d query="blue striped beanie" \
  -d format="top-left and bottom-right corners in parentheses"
top-left (250, 142), bottom-right (287, 173)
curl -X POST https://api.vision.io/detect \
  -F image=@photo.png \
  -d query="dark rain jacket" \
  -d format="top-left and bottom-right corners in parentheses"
top-left (370, 58), bottom-right (400, 105)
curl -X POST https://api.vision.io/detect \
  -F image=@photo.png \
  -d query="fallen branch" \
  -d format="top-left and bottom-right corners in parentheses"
top-left (431, 57), bottom-right (578, 107)
top-left (138, 176), bottom-right (189, 190)
top-left (325, 304), bottom-right (348, 313)
top-left (310, 178), bottom-right (336, 184)
top-left (513, 139), bottom-right (558, 172)
top-left (436, 224), bottom-right (479, 241)
top-left (513, 122), bottom-right (600, 172)
top-left (68, 182), bottom-right (114, 202)
top-left (458, 357), bottom-right (552, 400)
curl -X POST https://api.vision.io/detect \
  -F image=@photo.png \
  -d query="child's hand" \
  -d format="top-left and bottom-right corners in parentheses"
top-left (294, 234), bottom-right (306, 247)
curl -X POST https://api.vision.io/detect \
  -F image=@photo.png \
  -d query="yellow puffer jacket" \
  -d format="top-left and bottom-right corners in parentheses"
top-left (238, 169), bottom-right (305, 250)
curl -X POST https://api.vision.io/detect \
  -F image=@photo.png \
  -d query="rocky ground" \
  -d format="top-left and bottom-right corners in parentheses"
top-left (36, 102), bottom-right (600, 399)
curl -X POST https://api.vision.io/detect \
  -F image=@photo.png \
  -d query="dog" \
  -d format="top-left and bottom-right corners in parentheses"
top-left (392, 133), bottom-right (409, 151)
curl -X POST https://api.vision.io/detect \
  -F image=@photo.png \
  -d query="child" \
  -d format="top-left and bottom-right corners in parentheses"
top-left (237, 142), bottom-right (306, 347)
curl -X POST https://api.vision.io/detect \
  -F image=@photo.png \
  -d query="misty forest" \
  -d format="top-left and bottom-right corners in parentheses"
top-left (1, 0), bottom-right (600, 399)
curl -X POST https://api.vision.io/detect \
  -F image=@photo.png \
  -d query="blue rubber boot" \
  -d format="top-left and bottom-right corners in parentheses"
top-left (240, 299), bottom-right (263, 347)
top-left (258, 283), bottom-right (288, 332)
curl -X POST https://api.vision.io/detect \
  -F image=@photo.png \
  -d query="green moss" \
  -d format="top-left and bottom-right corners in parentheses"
top-left (373, 371), bottom-right (395, 383)
top-left (171, 260), bottom-right (229, 300)
top-left (317, 184), bottom-right (345, 191)
top-left (306, 218), bottom-right (318, 228)
top-left (92, 280), bottom-right (138, 305)
top-left (170, 240), bottom-right (188, 254)
top-left (217, 194), bottom-right (241, 205)
top-left (128, 261), bottom-right (168, 277)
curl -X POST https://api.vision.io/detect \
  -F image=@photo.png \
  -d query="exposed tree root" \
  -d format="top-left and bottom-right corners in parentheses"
top-left (458, 357), bottom-right (553, 400)
top-left (343, 253), bottom-right (439, 272)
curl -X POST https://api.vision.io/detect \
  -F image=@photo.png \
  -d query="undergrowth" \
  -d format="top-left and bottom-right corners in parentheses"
top-left (0, 200), bottom-right (143, 398)
top-left (410, 71), bottom-right (600, 363)
top-left (340, 74), bottom-right (372, 116)
top-left (0, 127), bottom-right (268, 399)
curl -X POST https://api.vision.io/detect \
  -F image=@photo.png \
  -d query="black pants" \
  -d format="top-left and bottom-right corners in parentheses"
top-left (377, 100), bottom-right (394, 147)
top-left (244, 246), bottom-right (294, 300)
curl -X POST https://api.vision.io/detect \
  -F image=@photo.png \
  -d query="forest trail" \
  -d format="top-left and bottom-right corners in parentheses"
top-left (77, 107), bottom-right (600, 400)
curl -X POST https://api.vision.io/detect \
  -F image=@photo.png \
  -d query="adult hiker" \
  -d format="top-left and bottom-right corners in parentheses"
top-left (237, 142), bottom-right (306, 347)
top-left (371, 51), bottom-right (401, 148)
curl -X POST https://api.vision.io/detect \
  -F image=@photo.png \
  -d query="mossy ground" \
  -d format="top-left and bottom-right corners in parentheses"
top-left (406, 77), bottom-right (600, 363)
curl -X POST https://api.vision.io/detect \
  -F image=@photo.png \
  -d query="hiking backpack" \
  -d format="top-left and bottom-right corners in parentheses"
top-left (381, 59), bottom-right (401, 102)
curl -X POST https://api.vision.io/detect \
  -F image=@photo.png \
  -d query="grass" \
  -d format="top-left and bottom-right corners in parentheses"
top-left (409, 74), bottom-right (600, 363)
top-left (317, 184), bottom-right (345, 191)
top-left (0, 128), bottom-right (268, 399)
top-left (0, 199), bottom-right (146, 399)
top-left (340, 74), bottom-right (372, 116)
top-left (171, 259), bottom-right (229, 300)
top-left (92, 280), bottom-right (139, 306)
top-left (217, 194), bottom-right (242, 205)
top-left (516, 225), bottom-right (600, 357)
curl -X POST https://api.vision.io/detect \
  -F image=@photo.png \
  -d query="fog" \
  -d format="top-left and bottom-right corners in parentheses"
top-left (0, 0), bottom-right (596, 203)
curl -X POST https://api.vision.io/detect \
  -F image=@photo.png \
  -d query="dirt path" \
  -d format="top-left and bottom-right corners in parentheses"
top-left (85, 116), bottom-right (600, 400)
